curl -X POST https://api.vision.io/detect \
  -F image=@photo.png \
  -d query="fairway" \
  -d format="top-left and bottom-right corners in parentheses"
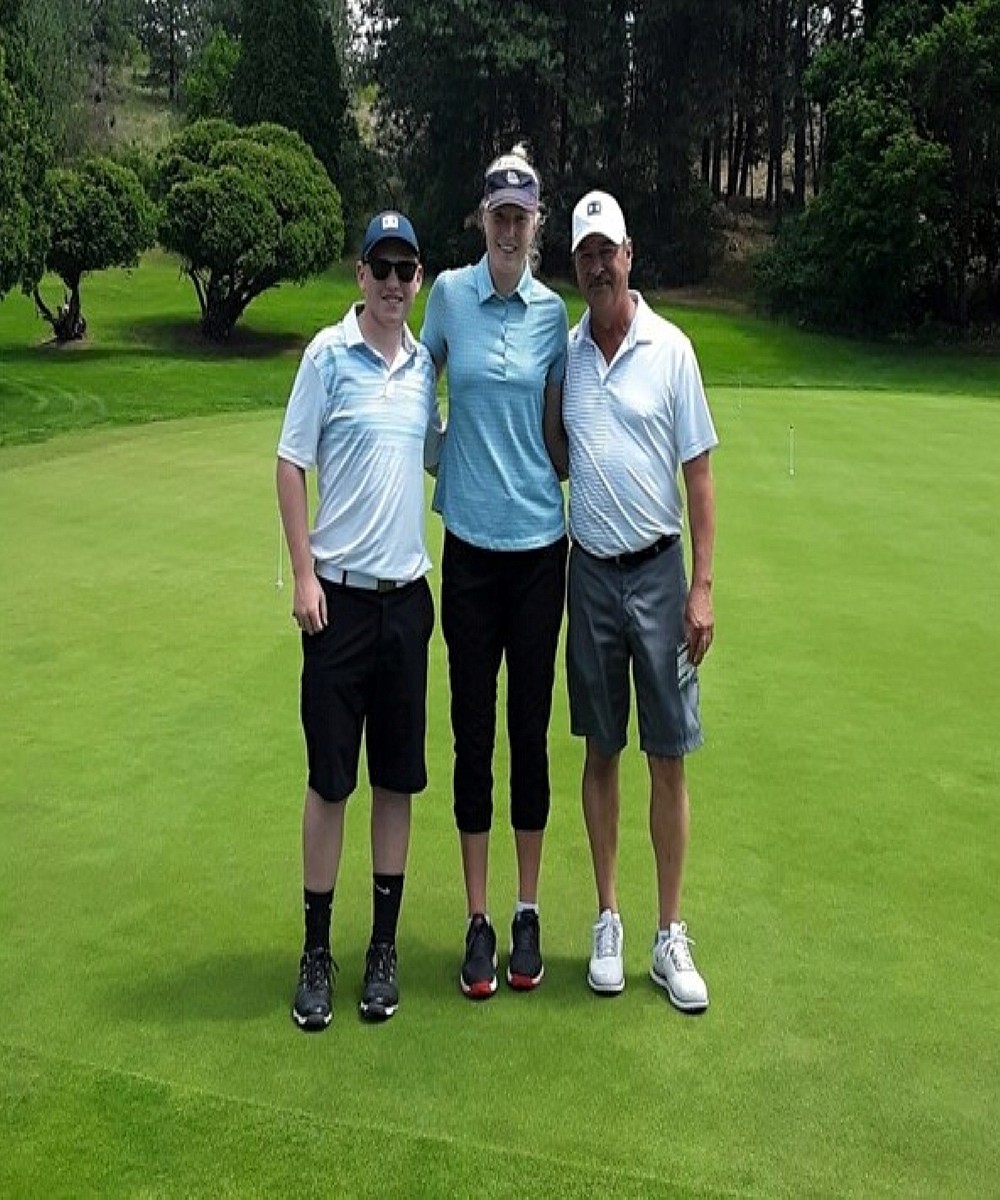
top-left (1, 270), bottom-right (999, 1196)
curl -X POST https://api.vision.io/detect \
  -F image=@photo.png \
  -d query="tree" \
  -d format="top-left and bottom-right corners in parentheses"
top-left (182, 26), bottom-right (239, 120)
top-left (0, 41), bottom-right (51, 299)
top-left (86, 0), bottom-right (131, 92)
top-left (756, 84), bottom-right (950, 332)
top-left (759, 0), bottom-right (999, 332)
top-left (365, 0), bottom-right (718, 282)
top-left (137, 0), bottom-right (192, 101)
top-left (366, 0), bottom-right (568, 270)
top-left (3, 0), bottom-right (90, 159)
top-left (156, 119), bottom-right (344, 340)
top-left (232, 0), bottom-right (367, 231)
top-left (32, 157), bottom-right (157, 341)
top-left (909, 0), bottom-right (1000, 322)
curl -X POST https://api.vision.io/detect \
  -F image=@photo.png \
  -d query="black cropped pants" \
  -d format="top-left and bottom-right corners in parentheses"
top-left (441, 531), bottom-right (567, 835)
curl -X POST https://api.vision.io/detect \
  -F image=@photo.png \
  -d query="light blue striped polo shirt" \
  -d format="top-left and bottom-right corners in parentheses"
top-left (277, 304), bottom-right (442, 581)
top-left (564, 292), bottom-right (718, 557)
top-left (420, 255), bottom-right (568, 550)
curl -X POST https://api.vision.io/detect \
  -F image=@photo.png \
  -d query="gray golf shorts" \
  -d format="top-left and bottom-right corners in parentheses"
top-left (566, 539), bottom-right (704, 759)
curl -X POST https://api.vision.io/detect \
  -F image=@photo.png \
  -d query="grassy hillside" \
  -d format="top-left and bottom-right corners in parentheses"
top-left (3, 253), bottom-right (998, 449)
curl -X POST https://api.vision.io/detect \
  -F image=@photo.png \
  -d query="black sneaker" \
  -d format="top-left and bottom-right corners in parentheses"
top-left (292, 946), bottom-right (335, 1031)
top-left (359, 940), bottom-right (399, 1022)
top-left (460, 913), bottom-right (497, 999)
top-left (507, 909), bottom-right (544, 990)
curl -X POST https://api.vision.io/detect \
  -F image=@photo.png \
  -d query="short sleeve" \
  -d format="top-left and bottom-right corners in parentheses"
top-left (674, 338), bottom-right (718, 463)
top-left (277, 353), bottom-right (327, 470)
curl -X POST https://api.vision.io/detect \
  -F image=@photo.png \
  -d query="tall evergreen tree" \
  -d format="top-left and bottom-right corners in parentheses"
top-left (0, 42), bottom-right (51, 298)
top-left (367, 0), bottom-right (568, 269)
top-left (232, 0), bottom-right (366, 231)
top-left (136, 0), bottom-right (196, 102)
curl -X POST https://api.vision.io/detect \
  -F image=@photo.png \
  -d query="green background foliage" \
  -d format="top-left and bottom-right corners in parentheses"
top-left (0, 43), bottom-right (51, 298)
top-left (3, 0), bottom-right (1000, 335)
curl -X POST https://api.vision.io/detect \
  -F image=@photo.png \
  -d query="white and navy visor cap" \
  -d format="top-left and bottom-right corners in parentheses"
top-left (483, 156), bottom-right (540, 212)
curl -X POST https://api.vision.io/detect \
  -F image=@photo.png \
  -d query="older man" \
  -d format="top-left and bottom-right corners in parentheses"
top-left (551, 191), bottom-right (718, 1012)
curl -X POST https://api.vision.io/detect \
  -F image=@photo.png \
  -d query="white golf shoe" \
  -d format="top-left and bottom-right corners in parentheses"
top-left (650, 921), bottom-right (709, 1013)
top-left (587, 909), bottom-right (625, 994)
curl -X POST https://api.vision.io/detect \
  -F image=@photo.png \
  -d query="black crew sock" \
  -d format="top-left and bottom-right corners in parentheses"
top-left (303, 887), bottom-right (333, 952)
top-left (372, 873), bottom-right (404, 945)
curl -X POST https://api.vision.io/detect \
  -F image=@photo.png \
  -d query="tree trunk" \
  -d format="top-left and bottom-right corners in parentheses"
top-left (711, 121), bottom-right (723, 199)
top-left (200, 274), bottom-right (254, 342)
top-left (727, 103), bottom-right (739, 197)
top-left (768, 0), bottom-right (791, 221)
top-left (33, 280), bottom-right (87, 341)
top-left (792, 0), bottom-right (809, 209)
top-left (738, 121), bottom-right (755, 199)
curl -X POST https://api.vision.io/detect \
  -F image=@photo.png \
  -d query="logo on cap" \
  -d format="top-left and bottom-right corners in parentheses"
top-left (506, 170), bottom-right (519, 184)
top-left (587, 200), bottom-right (602, 216)
top-left (382, 215), bottom-right (399, 230)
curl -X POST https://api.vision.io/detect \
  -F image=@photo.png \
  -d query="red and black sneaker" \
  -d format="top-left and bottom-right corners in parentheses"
top-left (460, 913), bottom-right (497, 999)
top-left (507, 909), bottom-right (544, 990)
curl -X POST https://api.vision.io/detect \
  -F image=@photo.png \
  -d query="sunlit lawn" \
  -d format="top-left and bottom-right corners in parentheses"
top-left (1, 257), bottom-right (998, 1197)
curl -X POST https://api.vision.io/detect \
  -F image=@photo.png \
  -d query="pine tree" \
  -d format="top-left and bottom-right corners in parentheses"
top-left (232, 0), bottom-right (355, 214)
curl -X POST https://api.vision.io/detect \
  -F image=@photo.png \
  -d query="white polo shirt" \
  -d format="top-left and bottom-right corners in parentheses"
top-left (277, 304), bottom-right (442, 581)
top-left (564, 292), bottom-right (717, 557)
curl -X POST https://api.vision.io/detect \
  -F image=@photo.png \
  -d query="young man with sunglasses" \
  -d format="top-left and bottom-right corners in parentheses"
top-left (277, 211), bottom-right (443, 1030)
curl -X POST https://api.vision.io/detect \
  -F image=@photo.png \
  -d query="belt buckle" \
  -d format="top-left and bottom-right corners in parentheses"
top-left (376, 579), bottom-right (396, 593)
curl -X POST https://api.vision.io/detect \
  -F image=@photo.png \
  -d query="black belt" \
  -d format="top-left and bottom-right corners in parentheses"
top-left (579, 532), bottom-right (678, 568)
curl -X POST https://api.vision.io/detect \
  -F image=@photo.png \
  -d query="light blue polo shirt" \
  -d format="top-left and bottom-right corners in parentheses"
top-left (277, 304), bottom-right (442, 581)
top-left (421, 255), bottom-right (568, 550)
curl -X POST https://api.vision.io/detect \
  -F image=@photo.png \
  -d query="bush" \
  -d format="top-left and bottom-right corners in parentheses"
top-left (755, 91), bottom-right (950, 335)
top-left (33, 157), bottom-right (156, 340)
top-left (156, 120), bottom-right (344, 341)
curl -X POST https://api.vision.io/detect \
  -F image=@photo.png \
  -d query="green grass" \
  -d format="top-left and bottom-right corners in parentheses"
top-left (1, 259), bottom-right (999, 1197)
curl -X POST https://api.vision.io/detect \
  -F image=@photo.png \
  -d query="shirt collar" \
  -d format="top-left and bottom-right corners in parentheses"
top-left (577, 290), bottom-right (652, 350)
top-left (346, 302), bottom-right (418, 359)
top-left (474, 254), bottom-right (533, 306)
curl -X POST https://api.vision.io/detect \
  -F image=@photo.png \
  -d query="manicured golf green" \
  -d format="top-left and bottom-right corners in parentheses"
top-left (1, 259), bottom-right (998, 1197)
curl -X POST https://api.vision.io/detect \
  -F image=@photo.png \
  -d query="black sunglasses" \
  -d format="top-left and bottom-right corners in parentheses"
top-left (366, 257), bottom-right (419, 283)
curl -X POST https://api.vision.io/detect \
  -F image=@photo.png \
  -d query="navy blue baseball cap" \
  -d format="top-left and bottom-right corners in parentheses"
top-left (361, 211), bottom-right (420, 260)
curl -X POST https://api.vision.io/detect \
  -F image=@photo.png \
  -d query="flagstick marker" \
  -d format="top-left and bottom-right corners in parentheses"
top-left (788, 425), bottom-right (796, 477)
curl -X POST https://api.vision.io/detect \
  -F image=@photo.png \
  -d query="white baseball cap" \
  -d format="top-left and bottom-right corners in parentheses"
top-left (571, 190), bottom-right (628, 252)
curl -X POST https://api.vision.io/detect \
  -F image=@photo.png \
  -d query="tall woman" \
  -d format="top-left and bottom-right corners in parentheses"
top-left (421, 147), bottom-right (568, 999)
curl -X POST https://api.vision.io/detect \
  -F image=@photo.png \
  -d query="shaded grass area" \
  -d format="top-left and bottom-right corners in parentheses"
top-left (2, 251), bottom-right (999, 448)
top-left (1, 390), bottom-right (998, 1195)
top-left (0, 251), bottom-right (345, 446)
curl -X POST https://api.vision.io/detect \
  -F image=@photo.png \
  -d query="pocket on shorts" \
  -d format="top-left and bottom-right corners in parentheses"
top-left (676, 641), bottom-right (698, 690)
